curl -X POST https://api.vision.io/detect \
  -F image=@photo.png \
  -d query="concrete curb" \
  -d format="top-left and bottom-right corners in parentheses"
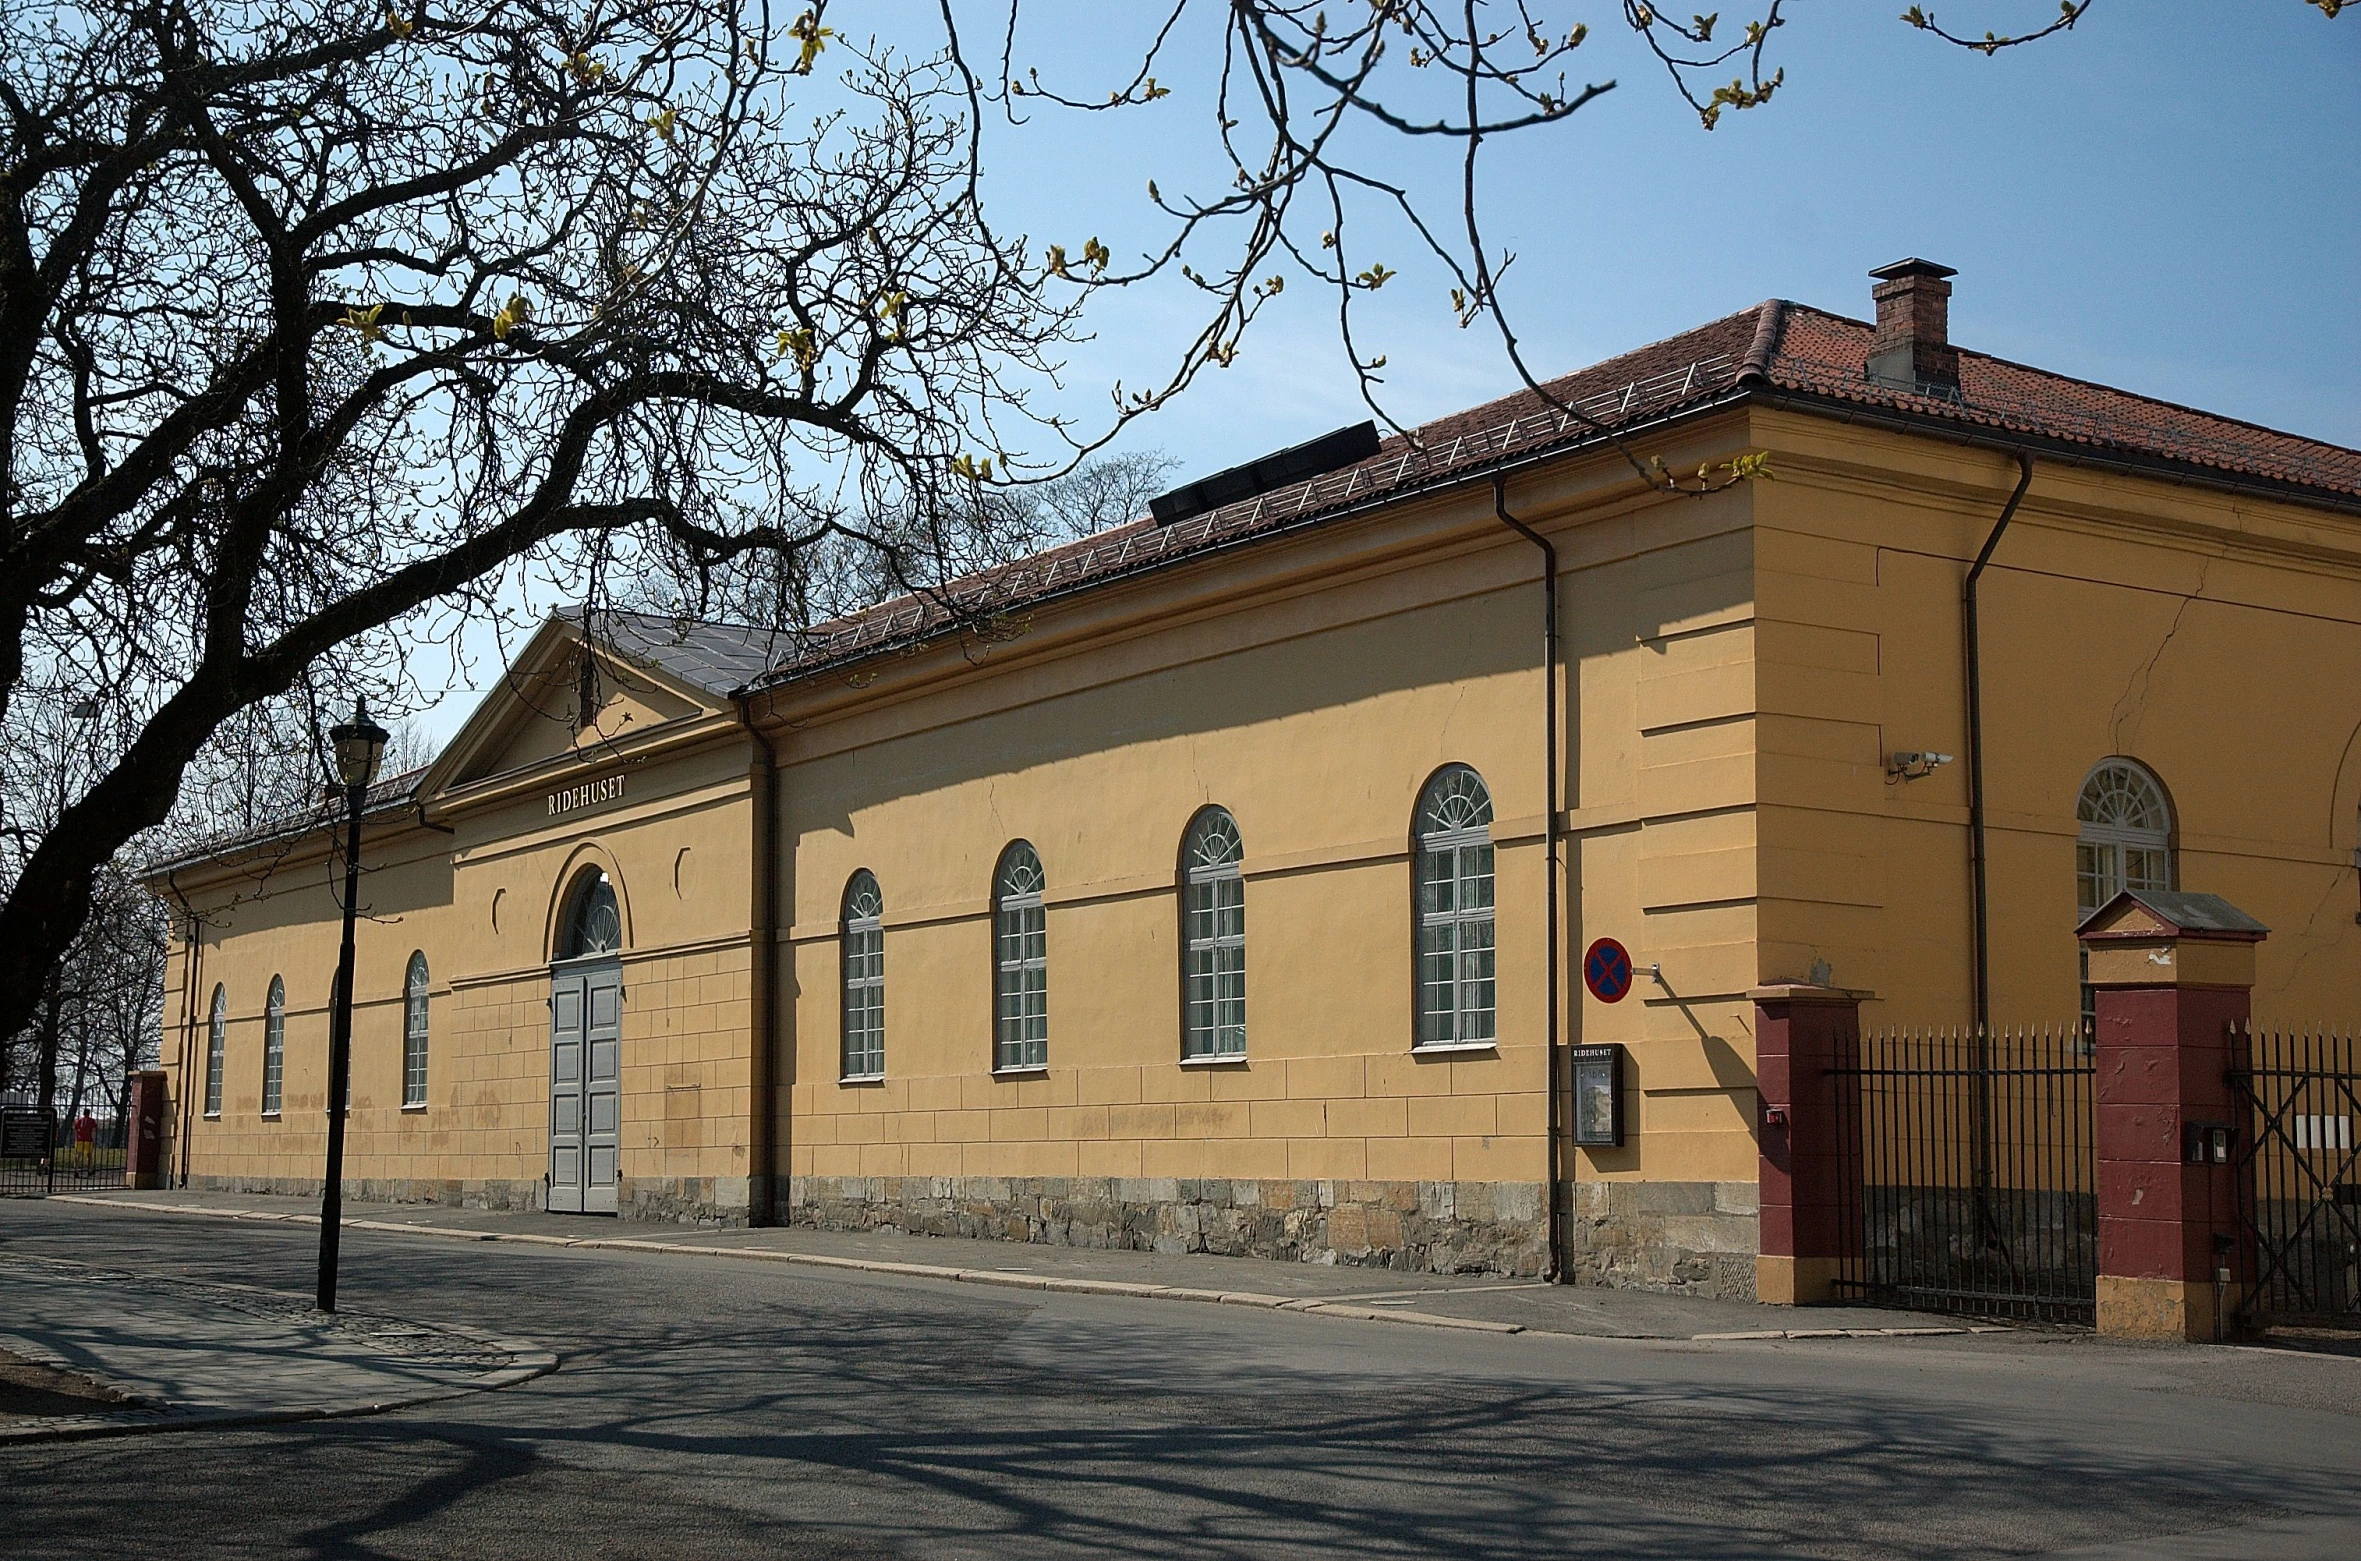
top-left (46, 1195), bottom-right (1987, 1344)
top-left (1689, 1325), bottom-right (2011, 1341)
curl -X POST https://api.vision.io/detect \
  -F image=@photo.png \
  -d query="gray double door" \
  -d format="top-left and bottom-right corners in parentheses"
top-left (548, 959), bottom-right (621, 1214)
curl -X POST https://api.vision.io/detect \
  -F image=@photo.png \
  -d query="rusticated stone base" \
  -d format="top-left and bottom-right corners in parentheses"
top-left (2095, 1274), bottom-right (2241, 1342)
top-left (620, 1174), bottom-right (752, 1227)
top-left (1565, 1178), bottom-right (1760, 1300)
top-left (785, 1175), bottom-right (1548, 1276)
top-left (182, 1172), bottom-right (750, 1227)
top-left (186, 1173), bottom-right (547, 1212)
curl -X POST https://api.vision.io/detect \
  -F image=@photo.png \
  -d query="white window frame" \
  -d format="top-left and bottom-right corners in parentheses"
top-left (402, 952), bottom-right (430, 1108)
top-left (204, 984), bottom-right (226, 1118)
top-left (1414, 765), bottom-right (1497, 1051)
top-left (993, 843), bottom-right (1048, 1072)
top-left (1181, 808), bottom-right (1247, 1061)
top-left (841, 871), bottom-right (886, 1081)
top-left (2076, 758), bottom-right (2174, 917)
top-left (261, 976), bottom-right (285, 1116)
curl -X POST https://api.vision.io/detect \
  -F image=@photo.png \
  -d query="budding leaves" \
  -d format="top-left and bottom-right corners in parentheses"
top-left (1044, 239), bottom-right (1110, 281)
top-left (338, 303), bottom-right (386, 344)
top-left (491, 294), bottom-right (531, 340)
top-left (775, 327), bottom-right (818, 369)
top-left (789, 10), bottom-right (834, 75)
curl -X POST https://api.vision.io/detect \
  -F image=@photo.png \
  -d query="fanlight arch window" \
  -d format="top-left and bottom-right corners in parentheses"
top-left (559, 869), bottom-right (622, 960)
top-left (2076, 759), bottom-right (2174, 917)
top-left (993, 842), bottom-right (1049, 1071)
top-left (1180, 808), bottom-right (1247, 1059)
top-left (204, 984), bottom-right (227, 1118)
top-left (1414, 765), bottom-right (1497, 1049)
top-left (841, 871), bottom-right (886, 1080)
top-left (402, 952), bottom-right (431, 1107)
top-left (262, 976), bottom-right (286, 1116)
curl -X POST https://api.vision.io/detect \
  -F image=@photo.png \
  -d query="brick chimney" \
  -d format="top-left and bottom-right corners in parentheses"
top-left (1866, 258), bottom-right (1959, 394)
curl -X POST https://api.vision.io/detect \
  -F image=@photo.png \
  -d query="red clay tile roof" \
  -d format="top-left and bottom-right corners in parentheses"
top-left (754, 309), bottom-right (1768, 686)
top-left (1759, 302), bottom-right (2361, 502)
top-left (736, 300), bottom-right (2361, 690)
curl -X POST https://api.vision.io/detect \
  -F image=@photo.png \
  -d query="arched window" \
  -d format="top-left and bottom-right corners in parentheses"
top-left (204, 984), bottom-right (227, 1117)
top-left (559, 868), bottom-right (622, 960)
top-left (2076, 759), bottom-right (2174, 916)
top-left (841, 871), bottom-right (886, 1080)
top-left (262, 976), bottom-right (286, 1116)
top-left (1414, 765), bottom-right (1497, 1049)
top-left (1181, 808), bottom-right (1247, 1059)
top-left (993, 842), bottom-right (1048, 1071)
top-left (403, 952), bottom-right (430, 1107)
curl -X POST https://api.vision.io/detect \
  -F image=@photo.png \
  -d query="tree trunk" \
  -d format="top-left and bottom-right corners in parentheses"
top-left (33, 973), bottom-right (60, 1143)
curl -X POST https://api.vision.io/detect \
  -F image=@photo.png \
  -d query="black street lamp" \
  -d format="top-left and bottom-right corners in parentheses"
top-left (318, 696), bottom-right (388, 1314)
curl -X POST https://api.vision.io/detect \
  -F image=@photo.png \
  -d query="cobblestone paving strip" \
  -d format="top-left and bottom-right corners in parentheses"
top-left (0, 1248), bottom-right (557, 1444)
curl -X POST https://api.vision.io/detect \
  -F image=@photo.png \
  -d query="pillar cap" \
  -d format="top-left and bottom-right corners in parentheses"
top-left (2075, 889), bottom-right (2268, 945)
top-left (1748, 984), bottom-right (1876, 1004)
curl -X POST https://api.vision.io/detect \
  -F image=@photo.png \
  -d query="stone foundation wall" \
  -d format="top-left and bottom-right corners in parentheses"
top-left (186, 1173), bottom-right (546, 1212)
top-left (620, 1174), bottom-right (753, 1226)
top-left (1564, 1179), bottom-right (1760, 1300)
top-left (183, 1169), bottom-right (1761, 1288)
top-left (787, 1174), bottom-right (1549, 1276)
top-left (182, 1172), bottom-right (750, 1227)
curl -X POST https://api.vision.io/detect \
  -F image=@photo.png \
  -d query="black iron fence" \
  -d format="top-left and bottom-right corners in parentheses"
top-left (1830, 1025), bottom-right (2098, 1324)
top-left (0, 1103), bottom-right (130, 1196)
top-left (2231, 1025), bottom-right (2360, 1326)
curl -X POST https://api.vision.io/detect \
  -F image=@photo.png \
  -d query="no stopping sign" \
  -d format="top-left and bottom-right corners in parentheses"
top-left (1582, 938), bottom-right (1634, 1004)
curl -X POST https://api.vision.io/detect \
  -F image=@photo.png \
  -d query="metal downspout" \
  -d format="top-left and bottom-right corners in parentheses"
top-left (1964, 450), bottom-right (2034, 1245)
top-left (166, 873), bottom-right (199, 1189)
top-left (1494, 475), bottom-right (1564, 1282)
top-left (1965, 451), bottom-right (2035, 1036)
top-left (740, 695), bottom-right (782, 1225)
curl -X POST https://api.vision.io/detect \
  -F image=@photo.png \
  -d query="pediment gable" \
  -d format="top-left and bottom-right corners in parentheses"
top-left (423, 617), bottom-right (729, 798)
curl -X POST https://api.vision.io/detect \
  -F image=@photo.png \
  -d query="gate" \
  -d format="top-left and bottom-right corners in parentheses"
top-left (1830, 1026), bottom-right (2097, 1323)
top-left (1, 1103), bottom-right (130, 1196)
top-left (2229, 1025), bottom-right (2360, 1326)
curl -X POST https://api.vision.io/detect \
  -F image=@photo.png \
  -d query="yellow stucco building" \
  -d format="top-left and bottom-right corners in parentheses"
top-left (147, 263), bottom-right (2361, 1298)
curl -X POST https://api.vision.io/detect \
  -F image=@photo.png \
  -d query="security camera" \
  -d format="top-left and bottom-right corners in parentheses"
top-left (1884, 751), bottom-right (1954, 782)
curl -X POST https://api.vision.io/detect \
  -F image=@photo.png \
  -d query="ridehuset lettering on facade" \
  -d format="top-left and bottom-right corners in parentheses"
top-left (547, 774), bottom-right (624, 818)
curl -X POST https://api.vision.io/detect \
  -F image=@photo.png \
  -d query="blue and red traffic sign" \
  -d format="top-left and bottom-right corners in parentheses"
top-left (1583, 938), bottom-right (1635, 1004)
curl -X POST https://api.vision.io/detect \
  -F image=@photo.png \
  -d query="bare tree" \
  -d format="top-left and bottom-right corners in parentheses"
top-left (0, 0), bottom-right (2335, 1056)
top-left (0, 3), bottom-right (1082, 1043)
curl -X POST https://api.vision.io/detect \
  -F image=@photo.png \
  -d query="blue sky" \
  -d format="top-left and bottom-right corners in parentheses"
top-left (1006, 0), bottom-right (2360, 474)
top-left (414, 2), bottom-right (2357, 744)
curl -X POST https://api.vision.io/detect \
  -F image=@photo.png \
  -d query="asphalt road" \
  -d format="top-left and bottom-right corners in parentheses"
top-left (4, 1200), bottom-right (2359, 1560)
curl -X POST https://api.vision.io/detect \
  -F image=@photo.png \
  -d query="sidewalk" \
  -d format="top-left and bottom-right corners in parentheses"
top-left (0, 1245), bottom-right (555, 1443)
top-left (46, 1187), bottom-right (1997, 1342)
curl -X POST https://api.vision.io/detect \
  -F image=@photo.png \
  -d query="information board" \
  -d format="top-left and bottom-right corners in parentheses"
top-left (0, 1106), bottom-right (51, 1159)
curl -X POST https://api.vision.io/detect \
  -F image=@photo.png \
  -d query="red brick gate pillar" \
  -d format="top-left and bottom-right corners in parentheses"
top-left (2077, 890), bottom-right (2268, 1342)
top-left (126, 1070), bottom-right (169, 1190)
top-left (1754, 984), bottom-right (1871, 1306)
